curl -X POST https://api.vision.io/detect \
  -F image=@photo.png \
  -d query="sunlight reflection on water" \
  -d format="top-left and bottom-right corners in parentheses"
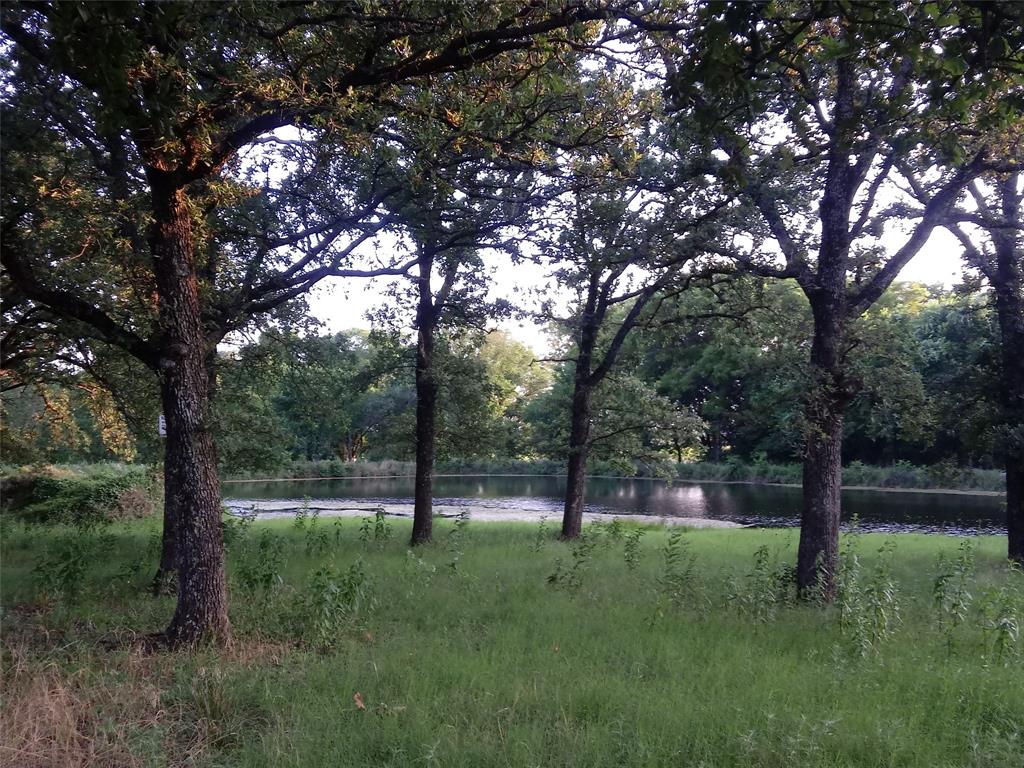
top-left (224, 475), bottom-right (1006, 535)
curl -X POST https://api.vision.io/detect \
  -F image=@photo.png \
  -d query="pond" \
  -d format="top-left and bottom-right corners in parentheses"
top-left (223, 474), bottom-right (1007, 535)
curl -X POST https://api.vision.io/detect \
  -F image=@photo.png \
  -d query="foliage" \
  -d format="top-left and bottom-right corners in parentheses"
top-left (727, 545), bottom-right (794, 623)
top-left (33, 525), bottom-right (114, 601)
top-left (547, 526), bottom-right (601, 594)
top-left (234, 529), bottom-right (285, 599)
top-left (6, 278), bottom-right (1012, 481)
top-left (835, 534), bottom-right (903, 658)
top-left (295, 560), bottom-right (373, 651)
top-left (623, 527), bottom-right (646, 572)
top-left (0, 464), bottom-right (154, 526)
top-left (650, 528), bottom-right (699, 621)
top-left (359, 508), bottom-right (393, 549)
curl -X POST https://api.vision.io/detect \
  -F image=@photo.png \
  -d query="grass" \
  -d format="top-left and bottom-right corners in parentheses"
top-left (2, 516), bottom-right (1022, 767)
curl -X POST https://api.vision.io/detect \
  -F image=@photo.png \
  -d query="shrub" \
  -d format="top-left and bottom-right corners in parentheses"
top-left (1, 464), bottom-right (155, 526)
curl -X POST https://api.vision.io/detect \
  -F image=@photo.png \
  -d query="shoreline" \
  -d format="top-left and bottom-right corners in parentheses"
top-left (221, 473), bottom-right (1006, 498)
top-left (223, 499), bottom-right (745, 529)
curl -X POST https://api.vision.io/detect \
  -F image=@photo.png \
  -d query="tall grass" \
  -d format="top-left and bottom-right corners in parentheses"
top-left (2, 517), bottom-right (1021, 767)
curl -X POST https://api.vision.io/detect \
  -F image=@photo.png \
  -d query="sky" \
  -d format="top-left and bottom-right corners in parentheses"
top-left (305, 225), bottom-right (972, 356)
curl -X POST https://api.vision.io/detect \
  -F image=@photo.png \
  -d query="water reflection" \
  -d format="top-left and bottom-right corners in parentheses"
top-left (224, 475), bottom-right (1006, 535)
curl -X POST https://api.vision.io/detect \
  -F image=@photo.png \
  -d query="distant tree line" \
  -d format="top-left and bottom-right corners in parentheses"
top-left (3, 280), bottom-right (1006, 476)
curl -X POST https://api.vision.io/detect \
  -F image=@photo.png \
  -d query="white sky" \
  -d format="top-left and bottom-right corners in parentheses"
top-left (306, 226), bottom-right (970, 356)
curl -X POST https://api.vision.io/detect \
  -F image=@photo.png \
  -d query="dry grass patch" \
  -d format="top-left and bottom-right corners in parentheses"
top-left (1, 642), bottom-right (169, 768)
top-left (0, 628), bottom-right (285, 768)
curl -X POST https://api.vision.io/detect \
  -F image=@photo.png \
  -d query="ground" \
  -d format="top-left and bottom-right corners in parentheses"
top-left (1, 516), bottom-right (1022, 767)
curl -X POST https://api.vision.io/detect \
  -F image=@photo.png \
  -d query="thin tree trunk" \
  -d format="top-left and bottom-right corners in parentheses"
top-left (560, 283), bottom-right (603, 541)
top-left (1007, 453), bottom-right (1024, 565)
top-left (561, 378), bottom-right (593, 539)
top-left (152, 387), bottom-right (178, 595)
top-left (797, 294), bottom-right (847, 599)
top-left (411, 265), bottom-right (437, 546)
top-left (993, 250), bottom-right (1024, 564)
top-left (150, 175), bottom-right (230, 646)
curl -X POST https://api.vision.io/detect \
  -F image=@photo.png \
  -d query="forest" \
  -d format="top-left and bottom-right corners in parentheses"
top-left (1, 2), bottom-right (1022, 766)
top-left (3, 281), bottom-right (1013, 480)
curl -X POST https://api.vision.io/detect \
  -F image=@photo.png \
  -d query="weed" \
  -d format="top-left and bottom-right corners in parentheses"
top-left (446, 510), bottom-right (470, 574)
top-left (404, 548), bottom-right (436, 581)
top-left (933, 539), bottom-right (974, 652)
top-left (223, 509), bottom-right (255, 552)
top-left (32, 522), bottom-right (114, 600)
top-left (235, 529), bottom-right (285, 598)
top-left (623, 528), bottom-right (645, 572)
top-left (547, 529), bottom-right (600, 594)
top-left (293, 496), bottom-right (310, 531)
top-left (656, 529), bottom-right (698, 611)
top-left (727, 545), bottom-right (793, 622)
top-left (532, 515), bottom-right (550, 553)
top-left (296, 560), bottom-right (373, 650)
top-left (359, 507), bottom-right (392, 548)
top-left (863, 540), bottom-right (902, 647)
top-left (976, 566), bottom-right (1022, 664)
top-left (836, 537), bottom-right (902, 658)
top-left (304, 508), bottom-right (331, 555)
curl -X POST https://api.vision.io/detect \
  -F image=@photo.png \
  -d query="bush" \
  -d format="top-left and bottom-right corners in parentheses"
top-left (0, 464), bottom-right (156, 526)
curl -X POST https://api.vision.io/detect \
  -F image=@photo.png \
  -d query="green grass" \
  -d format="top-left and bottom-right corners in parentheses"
top-left (2, 517), bottom-right (1022, 767)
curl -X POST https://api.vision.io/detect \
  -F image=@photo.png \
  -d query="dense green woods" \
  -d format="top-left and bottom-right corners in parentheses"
top-left (2, 0), bottom-right (1022, 647)
top-left (1, 282), bottom-right (1006, 476)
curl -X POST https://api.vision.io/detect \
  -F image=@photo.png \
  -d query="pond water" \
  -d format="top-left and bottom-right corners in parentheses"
top-left (223, 475), bottom-right (1007, 535)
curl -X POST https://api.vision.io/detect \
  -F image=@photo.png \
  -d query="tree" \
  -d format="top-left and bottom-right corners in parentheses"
top-left (527, 362), bottom-right (702, 472)
top-left (1, 1), bottom-right (636, 645)
top-left (475, 331), bottom-right (553, 457)
top-left (374, 123), bottom-right (542, 546)
top-left (538, 146), bottom-right (731, 537)
top-left (632, 279), bottom-right (809, 462)
top-left (667, 0), bottom-right (1024, 597)
top-left (944, 171), bottom-right (1024, 562)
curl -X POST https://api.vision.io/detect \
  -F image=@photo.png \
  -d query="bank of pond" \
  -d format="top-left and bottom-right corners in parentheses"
top-left (225, 474), bottom-right (1007, 536)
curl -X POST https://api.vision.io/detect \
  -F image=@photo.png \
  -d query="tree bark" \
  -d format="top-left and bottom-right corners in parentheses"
top-left (561, 377), bottom-right (593, 540)
top-left (149, 173), bottom-right (230, 646)
top-left (992, 234), bottom-right (1024, 564)
top-left (561, 302), bottom-right (598, 540)
top-left (151, 394), bottom-right (178, 595)
top-left (411, 259), bottom-right (438, 546)
top-left (796, 291), bottom-right (848, 600)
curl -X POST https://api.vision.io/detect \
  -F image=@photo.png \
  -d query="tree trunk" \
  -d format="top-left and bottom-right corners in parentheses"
top-left (796, 294), bottom-right (847, 600)
top-left (561, 378), bottom-right (593, 540)
top-left (411, 270), bottom-right (438, 546)
top-left (150, 174), bottom-right (230, 646)
top-left (151, 394), bottom-right (178, 595)
top-left (708, 423), bottom-right (723, 463)
top-left (993, 245), bottom-right (1024, 564)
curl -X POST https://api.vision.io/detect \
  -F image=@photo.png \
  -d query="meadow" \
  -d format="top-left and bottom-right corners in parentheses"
top-left (2, 514), bottom-right (1022, 768)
